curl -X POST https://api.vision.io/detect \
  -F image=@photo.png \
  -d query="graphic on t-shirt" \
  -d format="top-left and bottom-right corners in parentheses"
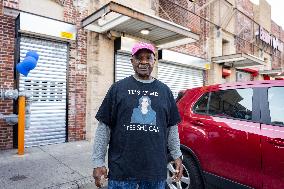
top-left (130, 96), bottom-right (156, 125)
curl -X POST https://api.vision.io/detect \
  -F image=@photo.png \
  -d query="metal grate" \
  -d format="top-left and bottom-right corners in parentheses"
top-left (115, 51), bottom-right (134, 82)
top-left (19, 37), bottom-right (68, 147)
top-left (158, 61), bottom-right (204, 98)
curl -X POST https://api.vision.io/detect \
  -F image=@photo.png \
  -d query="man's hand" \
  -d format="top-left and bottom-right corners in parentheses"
top-left (93, 166), bottom-right (108, 188)
top-left (173, 157), bottom-right (183, 182)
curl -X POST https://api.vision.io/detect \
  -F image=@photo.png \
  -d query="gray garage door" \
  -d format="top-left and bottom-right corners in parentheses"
top-left (158, 61), bottom-right (204, 98)
top-left (19, 36), bottom-right (68, 147)
top-left (115, 50), bottom-right (134, 82)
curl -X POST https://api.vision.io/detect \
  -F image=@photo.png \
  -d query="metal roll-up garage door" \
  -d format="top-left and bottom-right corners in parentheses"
top-left (115, 51), bottom-right (134, 82)
top-left (158, 61), bottom-right (204, 98)
top-left (19, 36), bottom-right (68, 147)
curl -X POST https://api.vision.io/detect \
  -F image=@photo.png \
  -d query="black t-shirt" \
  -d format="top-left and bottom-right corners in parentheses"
top-left (95, 76), bottom-right (181, 181)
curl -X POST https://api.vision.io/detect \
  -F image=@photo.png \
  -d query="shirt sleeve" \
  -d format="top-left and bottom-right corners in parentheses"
top-left (168, 125), bottom-right (182, 160)
top-left (168, 89), bottom-right (181, 127)
top-left (92, 121), bottom-right (111, 168)
top-left (95, 84), bottom-right (115, 126)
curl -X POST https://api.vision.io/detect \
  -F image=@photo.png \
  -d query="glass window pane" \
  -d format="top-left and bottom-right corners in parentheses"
top-left (208, 89), bottom-right (253, 120)
top-left (208, 91), bottom-right (222, 115)
top-left (268, 87), bottom-right (284, 126)
top-left (193, 93), bottom-right (209, 114)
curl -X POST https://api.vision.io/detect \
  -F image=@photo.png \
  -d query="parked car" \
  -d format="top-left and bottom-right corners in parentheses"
top-left (166, 80), bottom-right (284, 189)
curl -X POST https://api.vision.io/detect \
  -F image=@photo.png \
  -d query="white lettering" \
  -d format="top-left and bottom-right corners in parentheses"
top-left (259, 26), bottom-right (283, 52)
top-left (127, 90), bottom-right (159, 96)
top-left (143, 91), bottom-right (148, 95)
top-left (124, 124), bottom-right (159, 133)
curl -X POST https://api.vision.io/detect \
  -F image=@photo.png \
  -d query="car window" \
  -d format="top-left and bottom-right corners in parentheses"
top-left (193, 93), bottom-right (209, 114)
top-left (208, 89), bottom-right (253, 120)
top-left (268, 87), bottom-right (284, 126)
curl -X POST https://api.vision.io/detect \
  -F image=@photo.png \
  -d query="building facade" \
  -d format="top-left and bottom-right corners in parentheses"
top-left (0, 0), bottom-right (87, 149)
top-left (159, 0), bottom-right (284, 84)
top-left (0, 0), bottom-right (283, 149)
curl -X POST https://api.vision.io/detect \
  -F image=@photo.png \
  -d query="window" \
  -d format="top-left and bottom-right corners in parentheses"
top-left (208, 89), bottom-right (253, 120)
top-left (268, 87), bottom-right (284, 126)
top-left (193, 93), bottom-right (209, 114)
top-left (236, 71), bottom-right (252, 82)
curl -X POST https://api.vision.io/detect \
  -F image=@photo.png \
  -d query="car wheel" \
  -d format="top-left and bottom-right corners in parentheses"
top-left (166, 156), bottom-right (204, 189)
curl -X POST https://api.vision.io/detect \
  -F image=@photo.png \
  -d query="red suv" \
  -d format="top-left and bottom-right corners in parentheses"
top-left (167, 80), bottom-right (284, 189)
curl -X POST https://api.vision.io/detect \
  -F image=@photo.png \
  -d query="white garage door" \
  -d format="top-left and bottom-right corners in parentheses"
top-left (115, 51), bottom-right (134, 82)
top-left (158, 61), bottom-right (204, 98)
top-left (19, 36), bottom-right (68, 147)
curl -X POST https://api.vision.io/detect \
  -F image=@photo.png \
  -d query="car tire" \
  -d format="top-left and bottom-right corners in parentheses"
top-left (166, 155), bottom-right (204, 189)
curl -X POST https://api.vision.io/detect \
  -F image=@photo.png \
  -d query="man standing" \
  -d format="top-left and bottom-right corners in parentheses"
top-left (92, 42), bottom-right (183, 189)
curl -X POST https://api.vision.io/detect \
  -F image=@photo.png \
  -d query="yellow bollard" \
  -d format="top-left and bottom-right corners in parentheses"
top-left (18, 96), bottom-right (25, 155)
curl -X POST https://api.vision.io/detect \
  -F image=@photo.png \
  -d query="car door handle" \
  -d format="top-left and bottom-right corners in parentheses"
top-left (267, 138), bottom-right (284, 147)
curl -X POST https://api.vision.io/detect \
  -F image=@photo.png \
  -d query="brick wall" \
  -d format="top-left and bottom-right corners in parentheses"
top-left (281, 27), bottom-right (284, 42)
top-left (159, 0), bottom-right (209, 59)
top-left (235, 0), bottom-right (283, 69)
top-left (3, 0), bottom-right (18, 9)
top-left (236, 0), bottom-right (253, 18)
top-left (0, 0), bottom-right (87, 149)
top-left (271, 21), bottom-right (281, 38)
top-left (235, 0), bottom-right (254, 54)
top-left (271, 21), bottom-right (283, 69)
top-left (281, 27), bottom-right (284, 69)
top-left (0, 1), bottom-right (16, 149)
top-left (0, 0), bottom-right (2, 14)
top-left (62, 0), bottom-right (87, 141)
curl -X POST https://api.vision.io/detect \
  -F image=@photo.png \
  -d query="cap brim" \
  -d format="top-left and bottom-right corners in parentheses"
top-left (132, 48), bottom-right (155, 56)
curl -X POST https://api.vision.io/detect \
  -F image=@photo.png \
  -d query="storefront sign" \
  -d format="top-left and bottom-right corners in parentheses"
top-left (259, 27), bottom-right (283, 52)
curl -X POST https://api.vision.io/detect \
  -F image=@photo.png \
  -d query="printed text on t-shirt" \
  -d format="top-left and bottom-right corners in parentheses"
top-left (128, 90), bottom-right (159, 96)
top-left (124, 124), bottom-right (160, 133)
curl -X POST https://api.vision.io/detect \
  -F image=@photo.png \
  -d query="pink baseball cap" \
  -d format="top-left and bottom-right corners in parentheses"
top-left (131, 42), bottom-right (155, 56)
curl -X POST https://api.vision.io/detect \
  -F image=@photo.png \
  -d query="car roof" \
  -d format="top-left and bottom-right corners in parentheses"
top-left (219, 80), bottom-right (284, 88)
top-left (184, 80), bottom-right (284, 93)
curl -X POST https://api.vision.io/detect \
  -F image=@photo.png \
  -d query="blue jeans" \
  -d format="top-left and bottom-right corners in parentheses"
top-left (108, 179), bottom-right (166, 189)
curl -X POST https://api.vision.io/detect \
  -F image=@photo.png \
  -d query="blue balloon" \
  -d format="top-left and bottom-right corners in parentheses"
top-left (26, 51), bottom-right (39, 61)
top-left (21, 56), bottom-right (37, 70)
top-left (16, 51), bottom-right (39, 76)
top-left (16, 63), bottom-right (30, 77)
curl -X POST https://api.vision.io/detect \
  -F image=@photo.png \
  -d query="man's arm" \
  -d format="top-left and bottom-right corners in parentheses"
top-left (92, 121), bottom-right (110, 167)
top-left (168, 125), bottom-right (183, 181)
top-left (168, 125), bottom-right (182, 159)
top-left (92, 121), bottom-right (110, 187)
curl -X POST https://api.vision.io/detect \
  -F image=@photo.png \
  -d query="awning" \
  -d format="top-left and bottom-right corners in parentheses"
top-left (259, 69), bottom-right (284, 76)
top-left (81, 1), bottom-right (199, 47)
top-left (17, 12), bottom-right (77, 40)
top-left (240, 68), bottom-right (259, 77)
top-left (211, 53), bottom-right (265, 68)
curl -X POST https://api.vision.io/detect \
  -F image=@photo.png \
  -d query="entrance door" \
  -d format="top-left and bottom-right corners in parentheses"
top-left (19, 36), bottom-right (68, 147)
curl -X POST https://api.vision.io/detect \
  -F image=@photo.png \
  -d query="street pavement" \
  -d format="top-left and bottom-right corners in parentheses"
top-left (0, 141), bottom-right (107, 189)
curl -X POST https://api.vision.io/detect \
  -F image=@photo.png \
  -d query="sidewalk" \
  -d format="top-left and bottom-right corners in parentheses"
top-left (0, 141), bottom-right (106, 189)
